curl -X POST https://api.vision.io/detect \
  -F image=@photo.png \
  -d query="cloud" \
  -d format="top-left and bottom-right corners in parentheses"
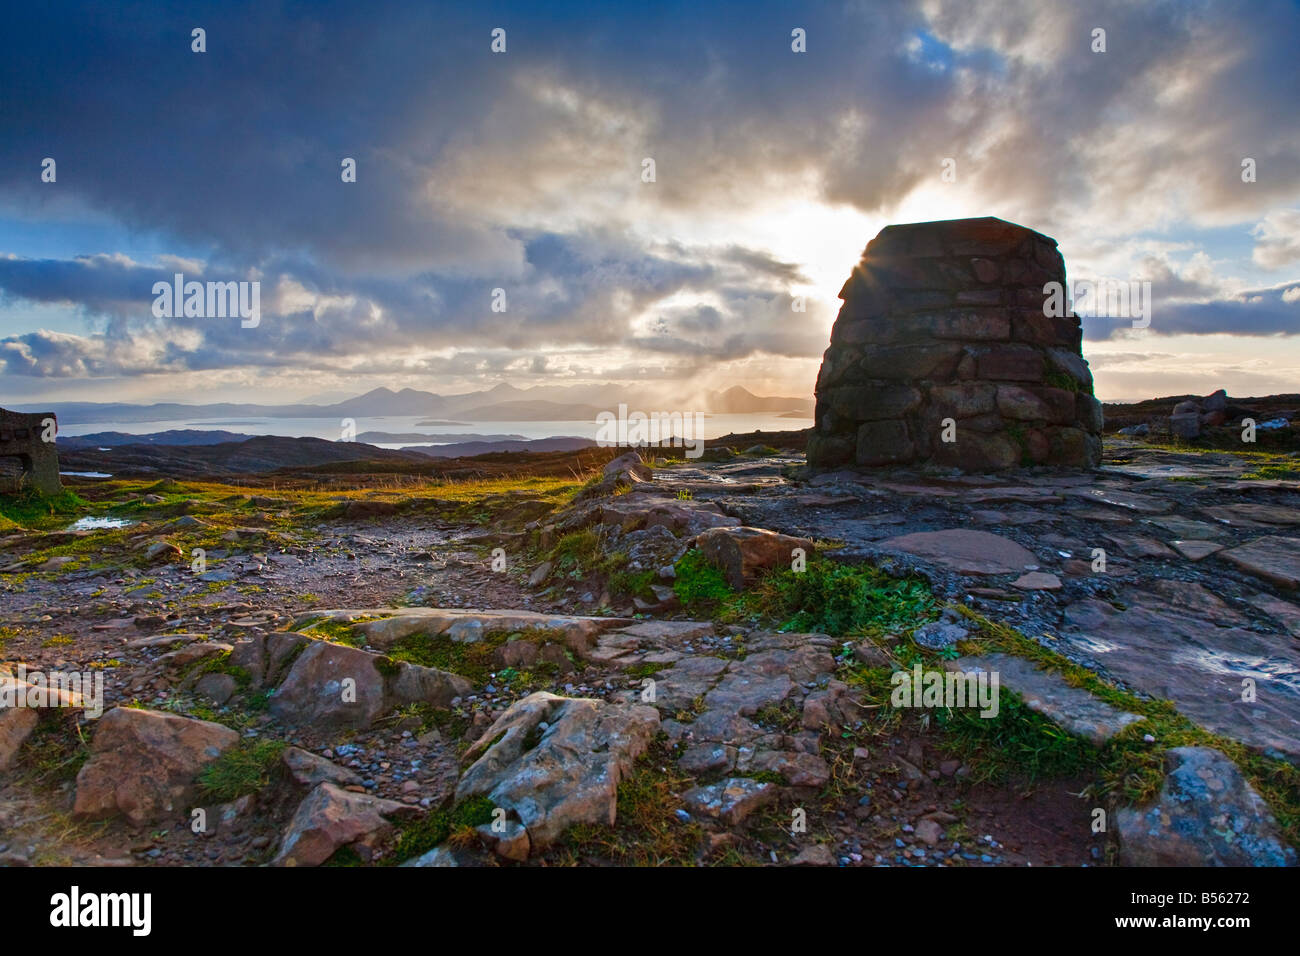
top-left (0, 0), bottom-right (1298, 397)
top-left (1083, 280), bottom-right (1300, 340)
top-left (1253, 209), bottom-right (1300, 269)
top-left (0, 231), bottom-right (822, 376)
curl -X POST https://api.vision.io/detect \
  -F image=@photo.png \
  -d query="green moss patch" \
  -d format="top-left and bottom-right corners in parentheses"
top-left (386, 795), bottom-right (497, 864)
top-left (672, 548), bottom-right (734, 610)
top-left (383, 629), bottom-right (560, 686)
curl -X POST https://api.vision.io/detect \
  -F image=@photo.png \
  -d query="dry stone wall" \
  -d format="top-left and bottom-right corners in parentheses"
top-left (809, 217), bottom-right (1102, 471)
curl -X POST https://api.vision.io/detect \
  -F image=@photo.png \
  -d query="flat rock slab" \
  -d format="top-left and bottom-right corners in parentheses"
top-left (1099, 445), bottom-right (1246, 480)
top-left (1249, 593), bottom-right (1300, 637)
top-left (1144, 515), bottom-right (1230, 540)
top-left (1202, 503), bottom-right (1300, 527)
top-left (612, 620), bottom-right (715, 644)
top-left (971, 509), bottom-right (1056, 526)
top-left (1171, 540), bottom-right (1224, 561)
top-left (1103, 535), bottom-right (1175, 559)
top-left (293, 607), bottom-right (631, 653)
top-left (1218, 537), bottom-right (1300, 590)
top-left (877, 529), bottom-right (1038, 575)
top-left (681, 778), bottom-right (778, 825)
top-left (1063, 487), bottom-right (1172, 514)
top-left (1061, 593), bottom-right (1300, 758)
top-left (1012, 571), bottom-right (1062, 590)
top-left (648, 656), bottom-right (731, 712)
top-left (1116, 747), bottom-right (1296, 866)
top-left (962, 488), bottom-right (1066, 505)
top-left (794, 494), bottom-right (859, 507)
top-left (947, 654), bottom-right (1143, 745)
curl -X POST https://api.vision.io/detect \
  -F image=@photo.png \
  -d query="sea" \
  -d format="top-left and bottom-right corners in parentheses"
top-left (55, 413), bottom-right (814, 449)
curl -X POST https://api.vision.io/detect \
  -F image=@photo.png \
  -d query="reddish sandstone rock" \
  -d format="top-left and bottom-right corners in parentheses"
top-left (0, 708), bottom-right (38, 772)
top-left (73, 707), bottom-right (239, 827)
top-left (273, 783), bottom-right (420, 866)
top-left (696, 526), bottom-right (815, 589)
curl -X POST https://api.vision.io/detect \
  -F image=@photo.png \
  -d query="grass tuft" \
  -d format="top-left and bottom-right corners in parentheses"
top-left (197, 739), bottom-right (286, 803)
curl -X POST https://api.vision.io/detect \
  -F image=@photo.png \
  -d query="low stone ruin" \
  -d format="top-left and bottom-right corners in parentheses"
top-left (0, 407), bottom-right (60, 495)
top-left (808, 217), bottom-right (1103, 471)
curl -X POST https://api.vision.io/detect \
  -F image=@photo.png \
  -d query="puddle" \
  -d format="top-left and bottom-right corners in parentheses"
top-left (66, 516), bottom-right (136, 531)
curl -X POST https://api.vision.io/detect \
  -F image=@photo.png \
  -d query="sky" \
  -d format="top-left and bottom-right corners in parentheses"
top-left (0, 0), bottom-right (1298, 407)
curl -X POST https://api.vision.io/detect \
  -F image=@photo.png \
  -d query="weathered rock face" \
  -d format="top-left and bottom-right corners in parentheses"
top-left (809, 217), bottom-right (1103, 471)
top-left (72, 707), bottom-right (240, 827)
top-left (1116, 747), bottom-right (1296, 867)
top-left (273, 782), bottom-right (420, 867)
top-left (0, 407), bottom-right (60, 495)
top-left (269, 640), bottom-right (473, 730)
top-left (455, 691), bottom-right (660, 853)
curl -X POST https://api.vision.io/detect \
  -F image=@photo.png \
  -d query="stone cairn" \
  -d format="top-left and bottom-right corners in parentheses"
top-left (0, 407), bottom-right (60, 495)
top-left (808, 217), bottom-right (1103, 471)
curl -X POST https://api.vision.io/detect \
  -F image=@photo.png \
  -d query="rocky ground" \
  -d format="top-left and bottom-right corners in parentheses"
top-left (0, 437), bottom-right (1297, 867)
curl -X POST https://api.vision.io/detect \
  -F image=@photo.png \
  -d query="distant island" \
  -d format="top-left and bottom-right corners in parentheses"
top-left (13, 383), bottom-right (812, 426)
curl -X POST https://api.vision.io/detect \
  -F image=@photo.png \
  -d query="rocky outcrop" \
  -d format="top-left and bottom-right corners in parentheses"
top-left (269, 640), bottom-right (472, 730)
top-left (573, 451), bottom-right (653, 500)
top-left (293, 608), bottom-right (623, 656)
top-left (810, 217), bottom-right (1102, 471)
top-left (0, 407), bottom-right (60, 495)
top-left (274, 782), bottom-right (421, 866)
top-left (1167, 388), bottom-right (1250, 439)
top-left (455, 692), bottom-right (660, 854)
top-left (1116, 747), bottom-right (1296, 866)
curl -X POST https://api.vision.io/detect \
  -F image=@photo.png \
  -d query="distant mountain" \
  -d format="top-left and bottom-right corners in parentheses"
top-left (14, 382), bottom-right (812, 425)
top-left (320, 386), bottom-right (444, 417)
top-left (56, 432), bottom-right (600, 478)
top-left (707, 385), bottom-right (811, 414)
top-left (59, 429), bottom-right (254, 447)
top-left (57, 435), bottom-right (430, 478)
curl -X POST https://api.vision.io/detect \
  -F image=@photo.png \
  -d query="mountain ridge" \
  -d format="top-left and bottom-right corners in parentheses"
top-left (13, 382), bottom-right (813, 425)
